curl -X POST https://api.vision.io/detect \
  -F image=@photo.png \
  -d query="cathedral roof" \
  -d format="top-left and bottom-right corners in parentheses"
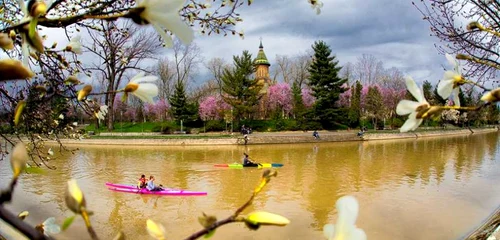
top-left (254, 39), bottom-right (270, 66)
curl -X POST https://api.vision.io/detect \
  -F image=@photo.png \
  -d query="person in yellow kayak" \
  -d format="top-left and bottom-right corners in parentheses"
top-left (242, 153), bottom-right (261, 167)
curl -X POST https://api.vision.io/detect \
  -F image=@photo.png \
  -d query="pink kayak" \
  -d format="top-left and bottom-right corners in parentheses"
top-left (105, 182), bottom-right (207, 196)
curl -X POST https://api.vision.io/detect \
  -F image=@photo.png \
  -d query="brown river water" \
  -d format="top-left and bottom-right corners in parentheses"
top-left (1, 132), bottom-right (500, 240)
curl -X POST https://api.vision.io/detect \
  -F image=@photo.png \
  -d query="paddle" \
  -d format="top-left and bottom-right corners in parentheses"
top-left (249, 158), bottom-right (262, 167)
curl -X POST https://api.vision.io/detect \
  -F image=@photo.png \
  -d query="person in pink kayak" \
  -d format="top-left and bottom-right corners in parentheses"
top-left (137, 174), bottom-right (147, 189)
top-left (146, 175), bottom-right (164, 191)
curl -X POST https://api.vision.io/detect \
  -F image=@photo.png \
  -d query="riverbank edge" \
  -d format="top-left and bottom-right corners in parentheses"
top-left (48, 127), bottom-right (499, 146)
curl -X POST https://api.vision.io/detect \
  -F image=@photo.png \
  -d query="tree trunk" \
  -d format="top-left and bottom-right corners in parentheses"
top-left (107, 93), bottom-right (115, 131)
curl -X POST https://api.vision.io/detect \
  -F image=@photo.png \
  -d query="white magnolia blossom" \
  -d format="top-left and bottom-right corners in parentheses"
top-left (17, 0), bottom-right (32, 67)
top-left (95, 105), bottom-right (108, 121)
top-left (41, 217), bottom-right (61, 235)
top-left (135, 0), bottom-right (194, 47)
top-left (441, 109), bottom-right (460, 124)
top-left (124, 72), bottom-right (159, 103)
top-left (66, 35), bottom-right (82, 54)
top-left (309, 0), bottom-right (324, 15)
top-left (396, 76), bottom-right (429, 132)
top-left (72, 122), bottom-right (78, 126)
top-left (437, 53), bottom-right (464, 107)
top-left (58, 114), bottom-right (64, 119)
top-left (323, 195), bottom-right (366, 240)
top-left (47, 148), bottom-right (54, 156)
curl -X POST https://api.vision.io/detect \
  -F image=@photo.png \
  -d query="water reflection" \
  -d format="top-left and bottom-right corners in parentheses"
top-left (0, 132), bottom-right (499, 239)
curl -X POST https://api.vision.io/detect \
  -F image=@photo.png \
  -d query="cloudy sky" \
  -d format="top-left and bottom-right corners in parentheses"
top-left (37, 0), bottom-right (451, 87)
top-left (186, 0), bottom-right (449, 85)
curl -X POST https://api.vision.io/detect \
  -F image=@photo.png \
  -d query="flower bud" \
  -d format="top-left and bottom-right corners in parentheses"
top-left (244, 211), bottom-right (290, 230)
top-left (146, 219), bottom-right (166, 240)
top-left (28, 0), bottom-right (47, 17)
top-left (0, 59), bottom-right (35, 81)
top-left (22, 24), bottom-right (44, 53)
top-left (0, 33), bottom-right (14, 50)
top-left (18, 211), bottom-right (29, 220)
top-left (14, 100), bottom-right (26, 126)
top-left (198, 212), bottom-right (217, 228)
top-left (467, 21), bottom-right (485, 31)
top-left (9, 30), bottom-right (16, 39)
top-left (65, 179), bottom-right (86, 213)
top-left (481, 88), bottom-right (500, 103)
top-left (77, 85), bottom-right (92, 101)
top-left (10, 142), bottom-right (29, 179)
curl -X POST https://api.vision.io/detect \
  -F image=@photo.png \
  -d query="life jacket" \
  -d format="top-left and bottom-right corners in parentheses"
top-left (138, 177), bottom-right (146, 188)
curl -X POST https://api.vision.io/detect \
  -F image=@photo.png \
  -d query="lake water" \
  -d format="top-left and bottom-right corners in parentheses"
top-left (1, 132), bottom-right (500, 239)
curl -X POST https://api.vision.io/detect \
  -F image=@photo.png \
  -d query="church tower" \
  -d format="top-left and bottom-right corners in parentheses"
top-left (254, 39), bottom-right (272, 118)
top-left (254, 39), bottom-right (271, 94)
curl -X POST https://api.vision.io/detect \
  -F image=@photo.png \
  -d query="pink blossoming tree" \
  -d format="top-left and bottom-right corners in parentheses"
top-left (267, 82), bottom-right (293, 117)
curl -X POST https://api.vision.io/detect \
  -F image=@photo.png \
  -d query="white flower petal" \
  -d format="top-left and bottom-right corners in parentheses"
top-left (21, 38), bottom-right (30, 68)
top-left (443, 70), bottom-right (457, 81)
top-left (411, 118), bottom-right (424, 131)
top-left (133, 83), bottom-right (158, 103)
top-left (452, 87), bottom-right (461, 107)
top-left (400, 112), bottom-right (419, 133)
top-left (352, 228), bottom-right (368, 240)
top-left (323, 224), bottom-right (335, 239)
top-left (437, 79), bottom-right (454, 100)
top-left (336, 195), bottom-right (359, 226)
top-left (151, 22), bottom-right (173, 48)
top-left (396, 100), bottom-right (420, 116)
top-left (130, 72), bottom-right (146, 82)
top-left (405, 76), bottom-right (426, 103)
top-left (445, 53), bottom-right (458, 69)
top-left (18, 0), bottom-right (28, 15)
top-left (149, 12), bottom-right (194, 45)
top-left (132, 76), bottom-right (158, 84)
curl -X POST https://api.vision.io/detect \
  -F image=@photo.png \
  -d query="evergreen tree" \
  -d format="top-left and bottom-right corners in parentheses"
top-left (169, 80), bottom-right (198, 122)
top-left (221, 51), bottom-right (262, 120)
top-left (348, 80), bottom-right (362, 127)
top-left (422, 80), bottom-right (434, 104)
top-left (292, 81), bottom-right (305, 118)
top-left (307, 40), bottom-right (348, 128)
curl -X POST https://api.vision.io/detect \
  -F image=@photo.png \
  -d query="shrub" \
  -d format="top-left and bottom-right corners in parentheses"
top-left (205, 120), bottom-right (226, 132)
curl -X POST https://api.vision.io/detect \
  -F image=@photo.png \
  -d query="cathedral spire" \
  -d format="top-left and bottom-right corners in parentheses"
top-left (255, 37), bottom-right (270, 66)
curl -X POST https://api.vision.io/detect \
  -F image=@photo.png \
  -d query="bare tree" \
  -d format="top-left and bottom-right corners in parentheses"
top-left (340, 62), bottom-right (356, 84)
top-left (414, 0), bottom-right (500, 82)
top-left (275, 54), bottom-right (293, 83)
top-left (171, 39), bottom-right (203, 89)
top-left (267, 52), bottom-right (311, 86)
top-left (290, 52), bottom-right (312, 87)
top-left (354, 54), bottom-right (385, 85)
top-left (156, 57), bottom-right (176, 100)
top-left (190, 79), bottom-right (220, 101)
top-left (84, 20), bottom-right (161, 130)
top-left (205, 57), bottom-right (229, 93)
top-left (381, 67), bottom-right (406, 90)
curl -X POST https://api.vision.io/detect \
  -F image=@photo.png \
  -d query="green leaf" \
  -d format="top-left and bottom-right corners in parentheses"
top-left (61, 215), bottom-right (76, 231)
top-left (25, 166), bottom-right (46, 174)
top-left (204, 230), bottom-right (216, 238)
